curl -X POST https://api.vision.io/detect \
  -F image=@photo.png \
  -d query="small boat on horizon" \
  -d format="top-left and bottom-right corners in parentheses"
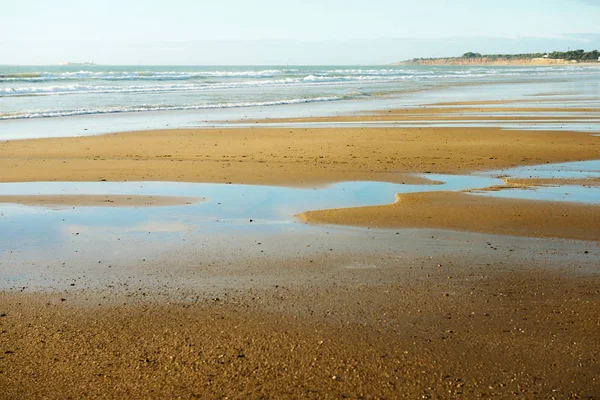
top-left (58, 61), bottom-right (96, 66)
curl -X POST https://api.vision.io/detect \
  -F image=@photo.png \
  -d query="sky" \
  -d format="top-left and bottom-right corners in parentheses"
top-left (1, 0), bottom-right (599, 64)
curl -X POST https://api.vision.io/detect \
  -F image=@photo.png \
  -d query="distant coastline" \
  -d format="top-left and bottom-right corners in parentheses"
top-left (396, 50), bottom-right (600, 66)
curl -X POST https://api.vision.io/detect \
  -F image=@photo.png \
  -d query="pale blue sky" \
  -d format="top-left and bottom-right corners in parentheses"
top-left (1, 0), bottom-right (599, 64)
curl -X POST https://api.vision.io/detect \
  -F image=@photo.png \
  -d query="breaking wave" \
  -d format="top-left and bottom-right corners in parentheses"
top-left (0, 96), bottom-right (345, 120)
top-left (2, 64), bottom-right (598, 121)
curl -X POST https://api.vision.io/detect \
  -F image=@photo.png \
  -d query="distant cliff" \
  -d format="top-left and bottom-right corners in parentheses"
top-left (396, 58), bottom-right (571, 66)
top-left (396, 50), bottom-right (599, 66)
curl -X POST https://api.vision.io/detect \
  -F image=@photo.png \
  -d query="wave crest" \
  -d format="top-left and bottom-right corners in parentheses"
top-left (0, 96), bottom-right (344, 120)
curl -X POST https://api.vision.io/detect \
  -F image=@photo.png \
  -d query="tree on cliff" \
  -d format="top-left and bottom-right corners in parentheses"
top-left (549, 49), bottom-right (598, 61)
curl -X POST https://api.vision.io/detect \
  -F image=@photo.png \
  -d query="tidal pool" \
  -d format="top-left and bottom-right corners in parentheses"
top-left (1, 162), bottom-right (599, 291)
top-left (472, 160), bottom-right (600, 203)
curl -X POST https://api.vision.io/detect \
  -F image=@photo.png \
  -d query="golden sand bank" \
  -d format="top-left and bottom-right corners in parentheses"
top-left (298, 191), bottom-right (600, 242)
top-left (0, 126), bottom-right (598, 186)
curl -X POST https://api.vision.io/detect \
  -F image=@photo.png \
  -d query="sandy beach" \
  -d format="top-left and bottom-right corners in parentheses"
top-left (3, 0), bottom-right (600, 393)
top-left (1, 95), bottom-right (599, 398)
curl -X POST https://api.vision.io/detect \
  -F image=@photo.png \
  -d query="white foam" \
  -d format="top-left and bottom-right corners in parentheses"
top-left (0, 69), bottom-right (296, 83)
top-left (2, 65), bottom-right (599, 122)
top-left (2, 65), bottom-right (598, 87)
top-left (0, 74), bottom-right (447, 97)
top-left (0, 96), bottom-right (344, 120)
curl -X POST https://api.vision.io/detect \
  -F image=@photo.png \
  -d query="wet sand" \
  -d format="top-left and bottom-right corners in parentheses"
top-left (245, 106), bottom-right (600, 124)
top-left (430, 99), bottom-right (600, 106)
top-left (298, 191), bottom-right (600, 242)
top-left (504, 177), bottom-right (600, 187)
top-left (0, 194), bottom-right (201, 208)
top-left (2, 259), bottom-right (599, 399)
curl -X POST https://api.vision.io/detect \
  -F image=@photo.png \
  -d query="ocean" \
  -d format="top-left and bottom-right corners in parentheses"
top-left (2, 64), bottom-right (599, 121)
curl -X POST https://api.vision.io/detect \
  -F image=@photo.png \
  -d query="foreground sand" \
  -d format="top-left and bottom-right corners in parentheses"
top-left (2, 263), bottom-right (599, 398)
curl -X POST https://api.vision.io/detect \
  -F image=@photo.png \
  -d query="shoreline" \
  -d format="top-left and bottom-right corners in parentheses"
top-left (2, 78), bottom-right (599, 143)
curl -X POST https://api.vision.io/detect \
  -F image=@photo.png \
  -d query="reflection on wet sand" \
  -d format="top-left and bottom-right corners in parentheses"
top-left (1, 160), bottom-right (598, 291)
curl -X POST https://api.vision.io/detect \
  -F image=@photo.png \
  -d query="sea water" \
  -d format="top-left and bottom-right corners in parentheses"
top-left (2, 64), bottom-right (600, 120)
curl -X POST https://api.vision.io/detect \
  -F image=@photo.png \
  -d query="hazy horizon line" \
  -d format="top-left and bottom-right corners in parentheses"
top-left (2, 34), bottom-right (598, 65)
